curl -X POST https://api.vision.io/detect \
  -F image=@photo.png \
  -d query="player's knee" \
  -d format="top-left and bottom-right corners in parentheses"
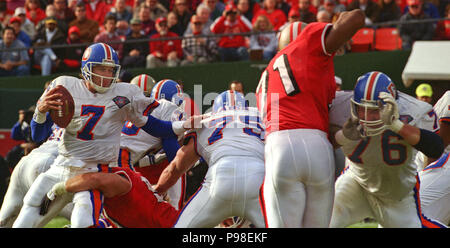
top-left (23, 176), bottom-right (58, 207)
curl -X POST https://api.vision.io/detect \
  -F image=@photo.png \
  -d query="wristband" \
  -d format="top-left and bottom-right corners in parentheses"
top-left (390, 119), bottom-right (404, 133)
top-left (33, 110), bottom-right (47, 124)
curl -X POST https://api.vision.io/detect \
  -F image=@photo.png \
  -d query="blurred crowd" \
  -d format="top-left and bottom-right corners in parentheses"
top-left (0, 0), bottom-right (448, 76)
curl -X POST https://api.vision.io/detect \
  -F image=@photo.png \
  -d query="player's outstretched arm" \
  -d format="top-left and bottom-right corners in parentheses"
top-left (325, 9), bottom-right (365, 54)
top-left (40, 173), bottom-right (131, 215)
top-left (155, 138), bottom-right (200, 194)
top-left (64, 173), bottom-right (132, 198)
top-left (139, 114), bottom-right (205, 138)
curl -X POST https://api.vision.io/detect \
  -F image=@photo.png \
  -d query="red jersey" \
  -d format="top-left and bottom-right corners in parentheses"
top-left (256, 22), bottom-right (336, 135)
top-left (104, 167), bottom-right (179, 228)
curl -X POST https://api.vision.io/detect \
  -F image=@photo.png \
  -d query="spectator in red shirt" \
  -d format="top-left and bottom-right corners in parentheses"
top-left (146, 17), bottom-right (183, 68)
top-left (252, 0), bottom-right (287, 30)
top-left (24, 0), bottom-right (46, 26)
top-left (84, 0), bottom-right (111, 27)
top-left (210, 3), bottom-right (252, 62)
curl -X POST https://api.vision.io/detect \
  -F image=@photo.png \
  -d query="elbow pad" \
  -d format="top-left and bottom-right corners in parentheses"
top-left (413, 129), bottom-right (445, 159)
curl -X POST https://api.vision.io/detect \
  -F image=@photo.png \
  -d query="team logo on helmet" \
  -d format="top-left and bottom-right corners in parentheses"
top-left (82, 47), bottom-right (91, 61)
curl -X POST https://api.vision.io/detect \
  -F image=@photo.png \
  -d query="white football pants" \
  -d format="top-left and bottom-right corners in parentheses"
top-left (419, 153), bottom-right (450, 226)
top-left (331, 169), bottom-right (447, 228)
top-left (174, 156), bottom-right (265, 228)
top-left (12, 156), bottom-right (106, 228)
top-left (261, 129), bottom-right (335, 228)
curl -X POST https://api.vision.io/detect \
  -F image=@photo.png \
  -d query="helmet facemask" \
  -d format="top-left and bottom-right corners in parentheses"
top-left (82, 61), bottom-right (121, 94)
top-left (351, 98), bottom-right (385, 137)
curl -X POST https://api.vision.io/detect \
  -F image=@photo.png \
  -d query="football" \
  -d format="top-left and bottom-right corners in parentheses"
top-left (49, 85), bottom-right (75, 128)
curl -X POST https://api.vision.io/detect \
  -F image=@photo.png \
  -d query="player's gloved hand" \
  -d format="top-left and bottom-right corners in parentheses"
top-left (342, 117), bottom-right (362, 141)
top-left (138, 153), bottom-right (167, 167)
top-left (379, 92), bottom-right (404, 133)
top-left (40, 181), bottom-right (67, 216)
top-left (335, 117), bottom-right (362, 146)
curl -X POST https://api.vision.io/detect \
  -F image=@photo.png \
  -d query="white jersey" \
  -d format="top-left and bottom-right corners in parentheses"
top-left (45, 76), bottom-right (154, 165)
top-left (188, 107), bottom-right (265, 166)
top-left (329, 90), bottom-right (353, 128)
top-left (341, 92), bottom-right (437, 200)
top-left (434, 90), bottom-right (450, 152)
top-left (115, 99), bottom-right (183, 165)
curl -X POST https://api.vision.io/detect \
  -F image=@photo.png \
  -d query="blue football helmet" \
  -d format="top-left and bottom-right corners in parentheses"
top-left (351, 71), bottom-right (398, 137)
top-left (130, 74), bottom-right (156, 97)
top-left (212, 90), bottom-right (247, 113)
top-left (150, 79), bottom-right (184, 106)
top-left (81, 43), bottom-right (121, 93)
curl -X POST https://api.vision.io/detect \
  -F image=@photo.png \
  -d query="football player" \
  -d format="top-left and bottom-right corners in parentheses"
top-left (154, 90), bottom-right (266, 227)
top-left (130, 74), bottom-right (157, 97)
top-left (12, 43), bottom-right (190, 228)
top-left (330, 71), bottom-right (446, 228)
top-left (0, 126), bottom-right (73, 227)
top-left (419, 90), bottom-right (450, 225)
top-left (117, 79), bottom-right (187, 210)
top-left (256, 10), bottom-right (365, 227)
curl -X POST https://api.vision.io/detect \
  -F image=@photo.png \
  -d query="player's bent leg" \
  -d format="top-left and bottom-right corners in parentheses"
top-left (262, 174), bottom-right (306, 228)
top-left (303, 180), bottom-right (334, 227)
top-left (233, 159), bottom-right (265, 228)
top-left (1, 152), bottom-right (58, 227)
top-left (174, 185), bottom-right (226, 227)
top-left (12, 172), bottom-right (60, 227)
top-left (246, 197), bottom-right (265, 228)
top-left (0, 157), bottom-right (28, 227)
top-left (71, 190), bottom-right (103, 228)
top-left (329, 172), bottom-right (373, 228)
top-left (262, 131), bottom-right (306, 227)
top-left (301, 130), bottom-right (335, 227)
top-left (419, 167), bottom-right (450, 226)
top-left (36, 193), bottom-right (73, 227)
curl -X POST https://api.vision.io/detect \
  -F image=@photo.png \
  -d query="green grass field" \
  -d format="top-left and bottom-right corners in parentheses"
top-left (44, 217), bottom-right (70, 228)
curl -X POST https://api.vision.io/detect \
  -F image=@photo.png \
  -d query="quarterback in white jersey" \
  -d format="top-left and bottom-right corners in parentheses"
top-left (116, 79), bottom-right (186, 210)
top-left (155, 90), bottom-right (266, 228)
top-left (12, 43), bottom-right (186, 228)
top-left (330, 71), bottom-right (445, 228)
top-left (419, 90), bottom-right (450, 225)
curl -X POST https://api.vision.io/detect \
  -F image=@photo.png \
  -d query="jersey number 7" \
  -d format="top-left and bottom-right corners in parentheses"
top-left (77, 105), bottom-right (105, 140)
